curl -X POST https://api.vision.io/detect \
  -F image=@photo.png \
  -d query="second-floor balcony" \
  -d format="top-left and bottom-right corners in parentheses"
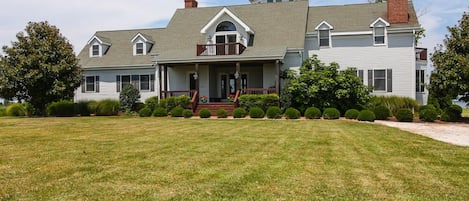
top-left (197, 43), bottom-right (246, 56)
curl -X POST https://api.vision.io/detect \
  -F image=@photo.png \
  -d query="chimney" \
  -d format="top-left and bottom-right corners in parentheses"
top-left (185, 0), bottom-right (198, 8)
top-left (387, 0), bottom-right (409, 23)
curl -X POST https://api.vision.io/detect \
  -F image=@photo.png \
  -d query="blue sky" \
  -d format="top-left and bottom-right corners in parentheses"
top-left (0, 0), bottom-right (467, 56)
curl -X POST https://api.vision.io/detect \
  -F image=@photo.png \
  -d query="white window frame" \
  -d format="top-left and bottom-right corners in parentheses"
top-left (83, 76), bottom-right (99, 93)
top-left (118, 74), bottom-right (153, 92)
top-left (315, 21), bottom-right (333, 48)
top-left (370, 18), bottom-right (390, 46)
top-left (91, 45), bottom-right (100, 57)
top-left (416, 70), bottom-right (425, 93)
top-left (368, 69), bottom-right (392, 92)
top-left (373, 69), bottom-right (386, 91)
top-left (135, 42), bottom-right (144, 55)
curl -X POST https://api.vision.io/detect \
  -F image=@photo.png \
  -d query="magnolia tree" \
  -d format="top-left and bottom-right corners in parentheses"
top-left (0, 21), bottom-right (82, 115)
top-left (281, 55), bottom-right (371, 113)
top-left (429, 12), bottom-right (469, 108)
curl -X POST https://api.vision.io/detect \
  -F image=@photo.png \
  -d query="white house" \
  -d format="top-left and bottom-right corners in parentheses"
top-left (75, 0), bottom-right (428, 109)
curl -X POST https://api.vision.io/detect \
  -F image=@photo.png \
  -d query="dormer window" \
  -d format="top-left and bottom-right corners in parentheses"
top-left (370, 18), bottom-right (390, 46)
top-left (131, 33), bottom-right (154, 56)
top-left (92, 45), bottom-right (100, 56)
top-left (136, 43), bottom-right (144, 55)
top-left (315, 21), bottom-right (333, 48)
top-left (87, 35), bottom-right (111, 57)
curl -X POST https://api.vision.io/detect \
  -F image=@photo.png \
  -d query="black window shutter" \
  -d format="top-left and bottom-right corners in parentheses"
top-left (387, 69), bottom-right (393, 92)
top-left (81, 76), bottom-right (85, 93)
top-left (95, 76), bottom-right (100, 93)
top-left (368, 70), bottom-right (373, 91)
top-left (150, 74), bottom-right (155, 92)
top-left (116, 75), bottom-right (121, 92)
top-left (359, 70), bottom-right (364, 82)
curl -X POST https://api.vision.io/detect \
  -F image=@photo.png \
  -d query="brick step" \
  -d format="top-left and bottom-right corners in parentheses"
top-left (195, 103), bottom-right (235, 116)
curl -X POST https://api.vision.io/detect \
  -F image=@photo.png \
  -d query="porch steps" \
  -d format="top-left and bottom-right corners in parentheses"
top-left (195, 103), bottom-right (235, 116)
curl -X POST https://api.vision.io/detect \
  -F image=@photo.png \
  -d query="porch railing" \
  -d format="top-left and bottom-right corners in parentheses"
top-left (191, 90), bottom-right (198, 112)
top-left (197, 43), bottom-right (246, 56)
top-left (233, 90), bottom-right (241, 108)
top-left (241, 88), bottom-right (277, 95)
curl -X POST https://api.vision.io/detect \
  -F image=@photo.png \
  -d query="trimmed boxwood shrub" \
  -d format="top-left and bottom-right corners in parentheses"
top-left (284, 107), bottom-right (301, 119)
top-left (419, 108), bottom-right (437, 122)
top-left (96, 99), bottom-right (120, 116)
top-left (323, 108), bottom-right (340, 120)
top-left (441, 104), bottom-right (463, 122)
top-left (145, 96), bottom-right (159, 111)
top-left (199, 108), bottom-right (211, 118)
top-left (0, 106), bottom-right (6, 117)
top-left (170, 106), bottom-right (185, 117)
top-left (419, 104), bottom-right (436, 113)
top-left (75, 101), bottom-right (91, 116)
top-left (47, 100), bottom-right (75, 117)
top-left (249, 107), bottom-right (265, 119)
top-left (152, 107), bottom-right (167, 117)
top-left (266, 106), bottom-right (282, 119)
top-left (238, 94), bottom-right (279, 112)
top-left (305, 107), bottom-right (321, 119)
top-left (233, 108), bottom-right (246, 119)
top-left (396, 108), bottom-right (414, 122)
top-left (216, 108), bottom-right (228, 118)
top-left (165, 95), bottom-right (191, 111)
top-left (373, 105), bottom-right (390, 120)
top-left (344, 109), bottom-right (360, 119)
top-left (6, 103), bottom-right (26, 117)
top-left (139, 107), bottom-right (152, 117)
top-left (357, 110), bottom-right (376, 122)
top-left (183, 109), bottom-right (193, 118)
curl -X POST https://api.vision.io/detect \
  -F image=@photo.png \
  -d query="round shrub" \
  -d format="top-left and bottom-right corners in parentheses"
top-left (305, 107), bottom-right (321, 119)
top-left (373, 105), bottom-right (390, 120)
top-left (199, 108), bottom-right (211, 118)
top-left (396, 108), bottom-right (414, 122)
top-left (357, 110), bottom-right (376, 122)
top-left (419, 104), bottom-right (436, 113)
top-left (344, 109), bottom-right (360, 119)
top-left (183, 109), bottom-right (193, 118)
top-left (6, 103), bottom-right (26, 117)
top-left (0, 106), bottom-right (6, 117)
top-left (266, 106), bottom-right (282, 119)
top-left (233, 108), bottom-right (246, 118)
top-left (170, 106), bottom-right (184, 117)
top-left (284, 107), bottom-right (301, 119)
top-left (145, 96), bottom-right (159, 111)
top-left (75, 101), bottom-right (91, 116)
top-left (139, 107), bottom-right (152, 117)
top-left (152, 107), bottom-right (167, 117)
top-left (96, 99), bottom-right (120, 116)
top-left (47, 100), bottom-right (75, 117)
top-left (216, 108), bottom-right (228, 118)
top-left (249, 107), bottom-right (265, 119)
top-left (323, 108), bottom-right (340, 120)
top-left (419, 108), bottom-right (437, 122)
top-left (442, 104), bottom-right (463, 122)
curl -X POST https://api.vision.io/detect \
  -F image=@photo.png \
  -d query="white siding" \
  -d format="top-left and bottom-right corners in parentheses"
top-left (309, 46), bottom-right (416, 98)
top-left (74, 68), bottom-right (158, 102)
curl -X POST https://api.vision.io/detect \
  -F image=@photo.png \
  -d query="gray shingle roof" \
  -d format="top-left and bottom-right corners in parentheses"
top-left (306, 2), bottom-right (420, 33)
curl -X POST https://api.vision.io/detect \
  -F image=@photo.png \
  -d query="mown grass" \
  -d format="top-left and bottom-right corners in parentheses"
top-left (0, 117), bottom-right (468, 200)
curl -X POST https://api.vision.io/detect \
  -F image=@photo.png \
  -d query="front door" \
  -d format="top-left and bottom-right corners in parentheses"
top-left (220, 74), bottom-right (237, 99)
top-left (216, 34), bottom-right (237, 55)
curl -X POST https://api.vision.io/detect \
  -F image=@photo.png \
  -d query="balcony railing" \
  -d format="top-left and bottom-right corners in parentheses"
top-left (197, 43), bottom-right (246, 56)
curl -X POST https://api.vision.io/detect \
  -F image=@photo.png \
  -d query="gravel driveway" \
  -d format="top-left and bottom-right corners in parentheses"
top-left (376, 120), bottom-right (469, 147)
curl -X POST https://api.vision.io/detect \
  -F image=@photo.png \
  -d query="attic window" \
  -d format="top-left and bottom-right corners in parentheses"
top-left (216, 21), bottom-right (236, 32)
top-left (374, 27), bottom-right (385, 45)
top-left (92, 45), bottom-right (99, 56)
top-left (319, 30), bottom-right (330, 47)
top-left (136, 43), bottom-right (144, 55)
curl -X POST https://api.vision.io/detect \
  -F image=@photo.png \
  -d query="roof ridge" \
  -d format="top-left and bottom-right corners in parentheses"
top-left (96, 27), bottom-right (166, 33)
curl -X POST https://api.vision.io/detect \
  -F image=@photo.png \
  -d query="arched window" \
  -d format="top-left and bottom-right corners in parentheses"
top-left (216, 21), bottom-right (237, 32)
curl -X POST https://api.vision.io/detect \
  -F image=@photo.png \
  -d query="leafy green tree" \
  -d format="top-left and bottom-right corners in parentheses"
top-left (0, 21), bottom-right (82, 115)
top-left (429, 12), bottom-right (469, 107)
top-left (119, 84), bottom-right (141, 112)
top-left (281, 55), bottom-right (370, 113)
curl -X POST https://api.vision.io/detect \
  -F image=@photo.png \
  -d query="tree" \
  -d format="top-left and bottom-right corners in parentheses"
top-left (429, 12), bottom-right (469, 107)
top-left (281, 55), bottom-right (370, 113)
top-left (0, 21), bottom-right (82, 115)
top-left (119, 84), bottom-right (141, 112)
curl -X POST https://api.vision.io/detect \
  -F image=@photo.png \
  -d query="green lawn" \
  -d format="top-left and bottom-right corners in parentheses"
top-left (1, 117), bottom-right (468, 200)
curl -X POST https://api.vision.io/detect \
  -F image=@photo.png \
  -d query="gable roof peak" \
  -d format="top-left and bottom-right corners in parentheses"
top-left (370, 17), bottom-right (390, 27)
top-left (131, 32), bottom-right (155, 44)
top-left (87, 35), bottom-right (111, 46)
top-left (315, 21), bottom-right (334, 30)
top-left (200, 7), bottom-right (254, 34)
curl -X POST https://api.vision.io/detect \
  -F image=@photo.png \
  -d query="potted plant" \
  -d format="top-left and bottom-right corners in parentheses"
top-left (200, 95), bottom-right (208, 103)
top-left (227, 94), bottom-right (235, 102)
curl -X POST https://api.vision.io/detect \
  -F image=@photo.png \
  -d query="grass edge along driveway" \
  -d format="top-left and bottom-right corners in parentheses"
top-left (1, 117), bottom-right (468, 200)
